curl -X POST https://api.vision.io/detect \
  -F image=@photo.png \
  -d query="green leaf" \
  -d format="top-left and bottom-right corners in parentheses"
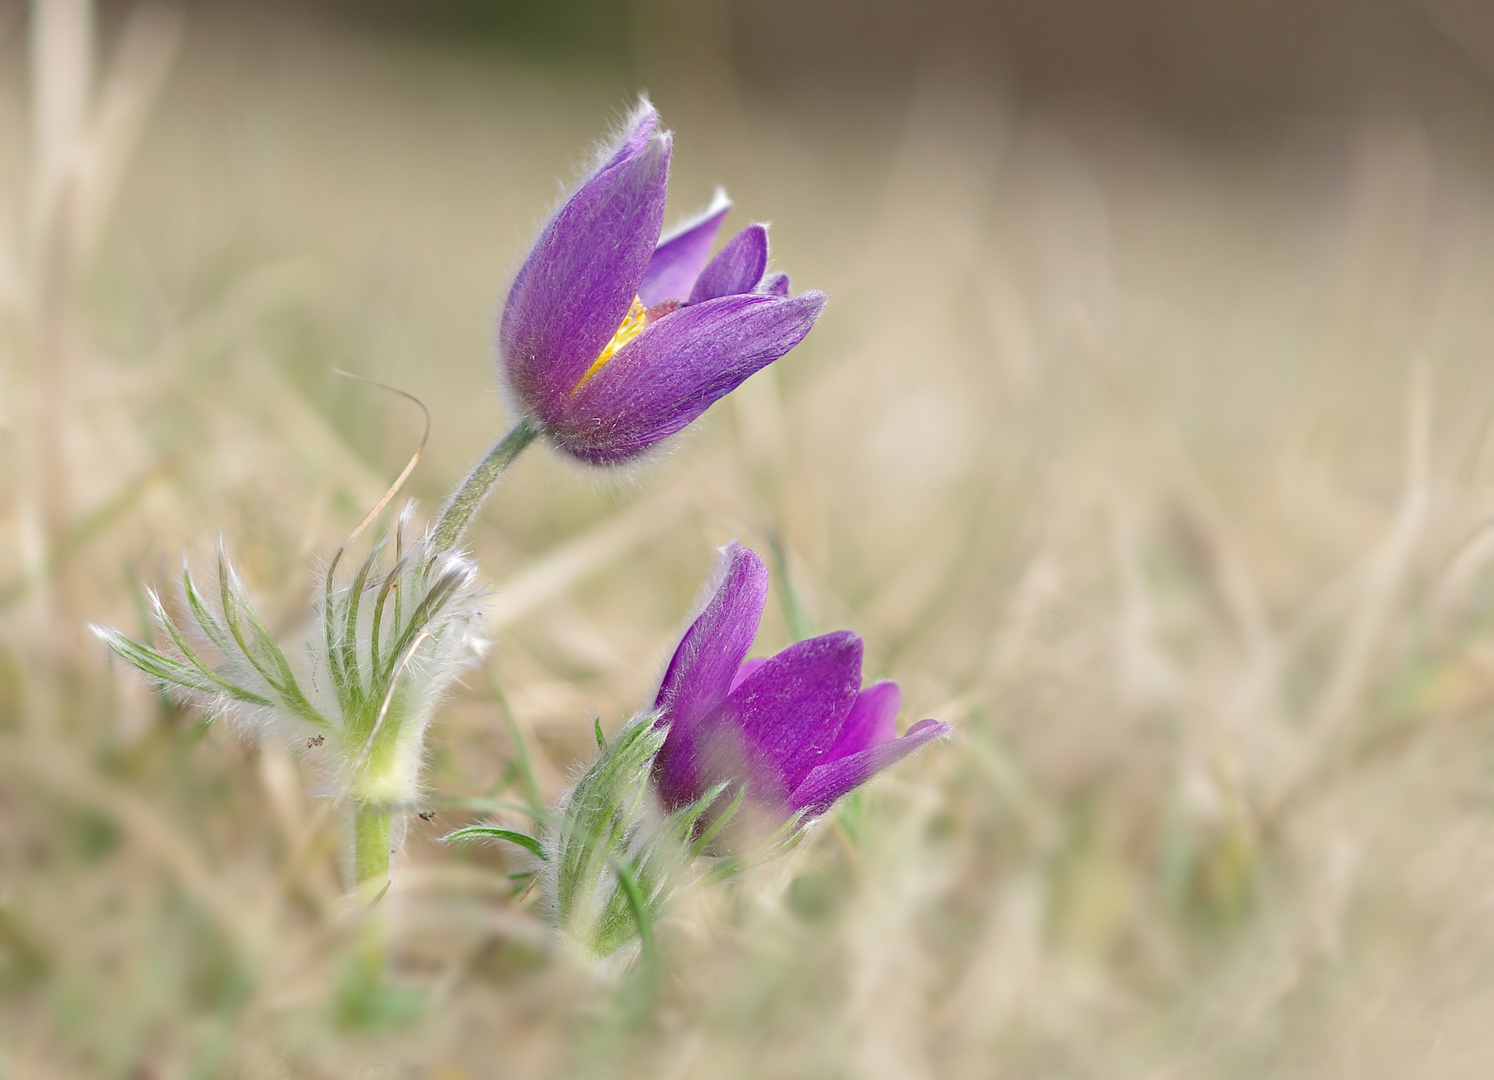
top-left (182, 563), bottom-right (234, 657)
top-left (339, 540), bottom-right (385, 706)
top-left (377, 563), bottom-right (466, 690)
top-left (147, 590), bottom-right (266, 706)
top-left (487, 670), bottom-right (544, 815)
top-left (211, 548), bottom-right (327, 726)
top-left (95, 626), bottom-right (272, 707)
top-left (442, 825), bottom-right (548, 861)
top-left (686, 784), bottom-right (744, 858)
top-left (323, 544), bottom-right (350, 702)
top-left (770, 531), bottom-right (814, 643)
top-left (369, 551), bottom-right (409, 673)
top-left (546, 716), bottom-right (681, 958)
top-left (611, 857), bottom-right (657, 976)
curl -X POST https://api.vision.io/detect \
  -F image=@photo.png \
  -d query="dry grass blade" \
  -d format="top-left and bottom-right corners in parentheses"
top-left (77, 4), bottom-right (183, 260)
top-left (3, 735), bottom-right (265, 959)
top-left (482, 489), bottom-right (690, 632)
top-left (1275, 358), bottom-right (1434, 806)
top-left (30, 0), bottom-right (91, 223)
top-left (330, 368), bottom-right (431, 551)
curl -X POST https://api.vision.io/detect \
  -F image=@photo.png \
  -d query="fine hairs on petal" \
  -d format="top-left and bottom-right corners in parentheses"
top-left (644, 541), bottom-right (754, 705)
top-left (529, 94), bottom-right (662, 237)
top-left (495, 102), bottom-right (672, 431)
top-left (582, 94), bottom-right (659, 178)
top-left (529, 425), bottom-right (704, 526)
top-left (552, 289), bottom-right (828, 464)
top-left (659, 185), bottom-right (731, 245)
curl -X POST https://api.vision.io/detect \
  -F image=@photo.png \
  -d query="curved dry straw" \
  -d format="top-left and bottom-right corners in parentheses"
top-left (330, 367), bottom-right (431, 552)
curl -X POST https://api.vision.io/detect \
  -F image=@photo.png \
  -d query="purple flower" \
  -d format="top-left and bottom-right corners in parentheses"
top-left (498, 100), bottom-right (828, 465)
top-left (650, 543), bottom-right (951, 824)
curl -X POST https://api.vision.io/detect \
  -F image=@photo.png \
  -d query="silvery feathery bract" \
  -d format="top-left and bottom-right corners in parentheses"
top-left (93, 504), bottom-right (483, 812)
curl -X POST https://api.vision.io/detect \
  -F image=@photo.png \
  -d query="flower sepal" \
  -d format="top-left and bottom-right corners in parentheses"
top-left (542, 714), bottom-right (753, 961)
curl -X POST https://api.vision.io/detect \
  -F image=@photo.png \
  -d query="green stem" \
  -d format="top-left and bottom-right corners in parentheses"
top-left (351, 802), bottom-right (393, 983)
top-left (430, 418), bottom-right (539, 552)
top-left (354, 804), bottom-right (393, 892)
top-left (487, 667), bottom-right (544, 817)
top-left (768, 531), bottom-right (813, 643)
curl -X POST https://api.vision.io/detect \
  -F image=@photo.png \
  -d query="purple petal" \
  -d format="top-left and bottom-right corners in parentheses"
top-left (553, 291), bottom-right (827, 464)
top-left (758, 271), bottom-right (790, 296)
top-left (598, 100), bottom-right (660, 170)
top-left (717, 630), bottom-right (863, 800)
top-left (825, 681), bottom-right (900, 759)
top-left (639, 190), bottom-right (732, 307)
top-left (652, 543), bottom-right (769, 811)
top-left (788, 718), bottom-right (952, 817)
top-left (498, 129), bottom-right (671, 426)
top-left (688, 224), bottom-right (769, 304)
top-left (730, 656), bottom-right (768, 693)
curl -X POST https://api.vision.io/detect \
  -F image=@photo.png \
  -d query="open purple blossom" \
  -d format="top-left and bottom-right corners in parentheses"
top-left (651, 543), bottom-right (951, 825)
top-left (498, 99), bottom-right (827, 465)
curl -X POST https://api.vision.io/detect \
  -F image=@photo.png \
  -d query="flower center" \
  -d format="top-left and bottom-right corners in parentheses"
top-left (573, 297), bottom-right (649, 392)
top-left (571, 297), bottom-right (682, 393)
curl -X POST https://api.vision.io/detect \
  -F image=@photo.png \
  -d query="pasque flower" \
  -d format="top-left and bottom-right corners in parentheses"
top-left (651, 543), bottom-right (951, 824)
top-left (522, 541), bottom-right (950, 960)
top-left (498, 99), bottom-right (827, 465)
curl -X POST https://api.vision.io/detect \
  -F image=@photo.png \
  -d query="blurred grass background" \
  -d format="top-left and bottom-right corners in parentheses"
top-left (8, 0), bottom-right (1494, 1075)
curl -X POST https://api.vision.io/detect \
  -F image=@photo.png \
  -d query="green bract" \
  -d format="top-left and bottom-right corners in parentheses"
top-left (545, 717), bottom-right (733, 959)
top-left (92, 503), bottom-right (484, 899)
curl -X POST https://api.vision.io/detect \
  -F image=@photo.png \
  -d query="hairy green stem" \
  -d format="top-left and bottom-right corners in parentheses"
top-left (351, 803), bottom-right (393, 983)
top-left (354, 804), bottom-right (393, 892)
top-left (430, 418), bottom-right (539, 552)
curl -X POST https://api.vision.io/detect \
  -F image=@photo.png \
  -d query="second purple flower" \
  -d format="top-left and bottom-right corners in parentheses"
top-left (651, 543), bottom-right (950, 828)
top-left (498, 100), bottom-right (827, 465)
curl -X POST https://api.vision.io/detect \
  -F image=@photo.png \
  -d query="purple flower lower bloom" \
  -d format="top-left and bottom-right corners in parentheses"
top-left (651, 543), bottom-right (951, 823)
top-left (498, 100), bottom-right (828, 465)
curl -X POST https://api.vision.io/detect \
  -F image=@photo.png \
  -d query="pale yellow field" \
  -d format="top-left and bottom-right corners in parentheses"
top-left (6, 4), bottom-right (1494, 1077)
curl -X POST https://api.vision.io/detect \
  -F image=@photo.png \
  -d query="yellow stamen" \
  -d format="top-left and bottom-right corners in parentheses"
top-left (573, 296), bottom-right (649, 393)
